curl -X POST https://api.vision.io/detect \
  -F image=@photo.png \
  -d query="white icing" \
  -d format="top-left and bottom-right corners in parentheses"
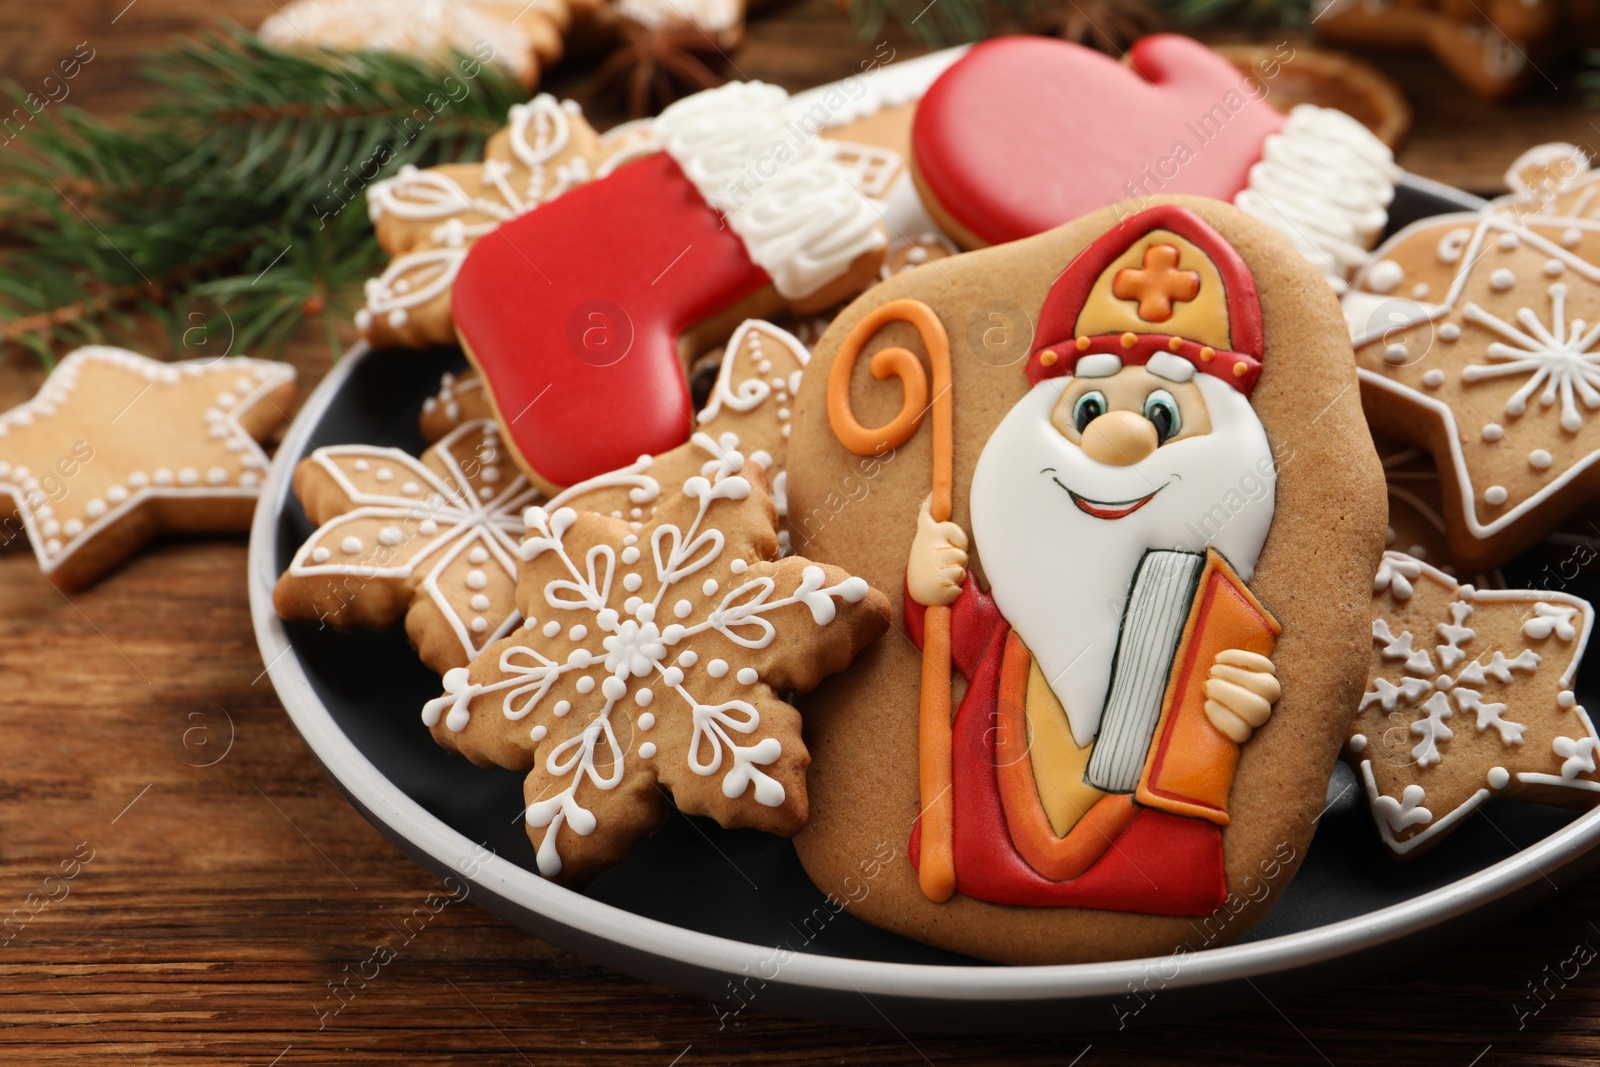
top-left (1232, 105), bottom-right (1401, 294)
top-left (654, 81), bottom-right (886, 301)
top-left (420, 450), bottom-right (871, 877)
top-left (617, 0), bottom-right (740, 32)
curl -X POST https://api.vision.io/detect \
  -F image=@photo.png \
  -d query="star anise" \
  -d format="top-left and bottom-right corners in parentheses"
top-left (1042, 0), bottom-right (1164, 55)
top-left (590, 21), bottom-right (732, 118)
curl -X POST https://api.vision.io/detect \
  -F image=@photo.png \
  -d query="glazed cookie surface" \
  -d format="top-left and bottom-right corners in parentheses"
top-left (787, 196), bottom-right (1385, 963)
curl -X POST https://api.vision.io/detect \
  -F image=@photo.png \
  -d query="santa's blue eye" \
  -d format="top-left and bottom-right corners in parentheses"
top-left (1072, 391), bottom-right (1107, 434)
top-left (1143, 390), bottom-right (1181, 442)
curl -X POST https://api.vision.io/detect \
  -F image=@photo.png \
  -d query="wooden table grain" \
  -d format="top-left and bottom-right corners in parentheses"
top-left (7, 3), bottom-right (1600, 1063)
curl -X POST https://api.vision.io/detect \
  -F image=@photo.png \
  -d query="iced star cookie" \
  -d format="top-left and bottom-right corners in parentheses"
top-left (356, 96), bottom-right (607, 350)
top-left (1351, 551), bottom-right (1597, 857)
top-left (273, 420), bottom-right (540, 674)
top-left (786, 198), bottom-right (1385, 963)
top-left (258, 0), bottom-right (571, 91)
top-left (1352, 212), bottom-right (1600, 572)
top-left (0, 347), bottom-right (295, 590)
top-left (908, 35), bottom-right (1401, 293)
top-left (452, 80), bottom-right (885, 493)
top-left (422, 455), bottom-right (890, 884)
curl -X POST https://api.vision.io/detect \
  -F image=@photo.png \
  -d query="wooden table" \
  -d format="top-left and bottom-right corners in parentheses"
top-left (6, 3), bottom-right (1600, 1063)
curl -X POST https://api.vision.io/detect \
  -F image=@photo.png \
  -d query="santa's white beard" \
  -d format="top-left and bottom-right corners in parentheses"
top-left (969, 375), bottom-right (1276, 748)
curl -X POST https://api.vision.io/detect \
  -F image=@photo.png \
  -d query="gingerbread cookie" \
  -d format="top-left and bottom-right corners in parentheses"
top-left (356, 95), bottom-right (608, 349)
top-left (452, 79), bottom-right (886, 493)
top-left (1491, 143), bottom-right (1600, 221)
top-left (273, 420), bottom-right (540, 674)
top-left (1351, 551), bottom-right (1597, 857)
top-left (908, 35), bottom-right (1401, 293)
top-left (0, 347), bottom-right (295, 590)
top-left (421, 455), bottom-right (890, 884)
top-left (1351, 212), bottom-right (1600, 572)
top-left (787, 198), bottom-right (1385, 963)
top-left (419, 370), bottom-right (494, 442)
top-left (258, 0), bottom-right (569, 90)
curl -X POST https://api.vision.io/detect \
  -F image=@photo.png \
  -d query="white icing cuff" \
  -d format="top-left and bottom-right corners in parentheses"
top-left (655, 81), bottom-right (886, 301)
top-left (1075, 353), bottom-right (1122, 378)
top-left (1233, 104), bottom-right (1403, 296)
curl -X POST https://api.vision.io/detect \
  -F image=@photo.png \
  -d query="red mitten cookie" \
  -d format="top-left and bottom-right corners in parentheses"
top-left (911, 35), bottom-right (1400, 291)
top-left (452, 80), bottom-right (886, 494)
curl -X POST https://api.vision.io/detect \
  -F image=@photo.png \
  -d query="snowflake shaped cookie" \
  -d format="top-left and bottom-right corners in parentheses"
top-left (1350, 550), bottom-right (1597, 857)
top-left (422, 454), bottom-right (890, 884)
top-left (0, 346), bottom-right (295, 590)
top-left (1350, 212), bottom-right (1600, 570)
top-left (355, 99), bottom-right (652, 350)
top-left (274, 420), bottom-right (539, 674)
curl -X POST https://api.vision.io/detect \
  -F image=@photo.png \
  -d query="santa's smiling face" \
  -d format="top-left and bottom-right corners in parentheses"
top-left (969, 354), bottom-right (1275, 747)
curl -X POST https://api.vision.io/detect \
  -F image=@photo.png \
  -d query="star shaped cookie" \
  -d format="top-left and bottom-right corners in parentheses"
top-left (1350, 550), bottom-right (1597, 857)
top-left (0, 346), bottom-right (295, 590)
top-left (423, 453), bottom-right (890, 885)
top-left (1351, 212), bottom-right (1600, 571)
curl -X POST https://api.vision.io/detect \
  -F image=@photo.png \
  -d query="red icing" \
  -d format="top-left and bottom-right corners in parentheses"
top-left (912, 35), bottom-right (1287, 248)
top-left (906, 574), bottom-right (1227, 914)
top-left (452, 152), bottom-right (771, 487)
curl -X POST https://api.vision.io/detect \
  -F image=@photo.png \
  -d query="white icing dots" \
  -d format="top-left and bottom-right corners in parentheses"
top-left (1411, 283), bottom-right (1430, 300)
top-left (312, 547), bottom-right (331, 563)
top-left (1438, 322), bottom-right (1461, 342)
top-left (207, 467), bottom-right (228, 485)
top-left (376, 467), bottom-right (393, 482)
top-left (674, 599), bottom-right (693, 619)
top-left (420, 520), bottom-right (439, 536)
top-left (471, 594), bottom-right (491, 611)
top-left (379, 526), bottom-right (403, 546)
top-left (569, 624), bottom-right (587, 641)
top-left (153, 468), bottom-right (173, 485)
top-left (1482, 423), bottom-right (1504, 442)
top-left (466, 569), bottom-right (488, 590)
top-left (63, 519), bottom-right (82, 537)
top-left (1563, 227), bottom-right (1583, 248)
top-left (1488, 766), bottom-right (1510, 789)
top-left (1490, 268), bottom-right (1515, 291)
top-left (736, 667), bottom-right (758, 685)
top-left (730, 559), bottom-right (748, 574)
top-left (1383, 344), bottom-right (1409, 365)
top-left (639, 742), bottom-right (657, 759)
top-left (1422, 370), bottom-right (1444, 388)
top-left (1560, 690), bottom-right (1578, 708)
top-left (469, 546), bottom-right (489, 565)
top-left (1367, 259), bottom-right (1403, 293)
top-left (530, 724), bottom-right (548, 742)
top-left (1484, 485), bottom-right (1509, 506)
top-left (85, 499), bottom-right (106, 518)
top-left (1349, 733), bottom-right (1367, 753)
top-left (702, 579), bottom-right (718, 596)
top-left (621, 546), bottom-right (641, 565)
top-left (623, 573), bottom-right (643, 592)
top-left (1545, 259), bottom-right (1567, 278)
top-left (553, 700), bottom-right (571, 717)
top-left (639, 711), bottom-right (656, 730)
top-left (543, 620), bottom-right (561, 637)
top-left (707, 658), bottom-right (729, 678)
top-left (635, 687), bottom-right (654, 707)
top-left (354, 459), bottom-right (370, 472)
top-left (471, 617), bottom-right (488, 634)
top-left (129, 472), bottom-right (149, 487)
top-left (1530, 449), bottom-right (1553, 470)
top-left (341, 536), bottom-right (363, 554)
top-left (402, 481), bottom-right (420, 495)
top-left (576, 676), bottom-right (596, 694)
top-left (1497, 231), bottom-right (1520, 251)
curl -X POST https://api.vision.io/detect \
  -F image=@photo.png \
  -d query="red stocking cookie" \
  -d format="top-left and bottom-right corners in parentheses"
top-left (452, 80), bottom-right (886, 493)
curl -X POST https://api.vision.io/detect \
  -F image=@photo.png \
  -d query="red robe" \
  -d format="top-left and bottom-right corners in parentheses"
top-left (905, 574), bottom-right (1229, 915)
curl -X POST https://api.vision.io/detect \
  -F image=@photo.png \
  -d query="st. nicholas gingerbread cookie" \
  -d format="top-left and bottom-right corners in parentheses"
top-left (786, 198), bottom-right (1386, 963)
top-left (0, 347), bottom-right (295, 590)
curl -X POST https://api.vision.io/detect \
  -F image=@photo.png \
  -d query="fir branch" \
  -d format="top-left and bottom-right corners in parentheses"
top-left (0, 26), bottom-right (525, 364)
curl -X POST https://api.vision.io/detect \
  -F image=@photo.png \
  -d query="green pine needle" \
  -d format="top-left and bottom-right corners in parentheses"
top-left (0, 26), bottom-right (526, 365)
